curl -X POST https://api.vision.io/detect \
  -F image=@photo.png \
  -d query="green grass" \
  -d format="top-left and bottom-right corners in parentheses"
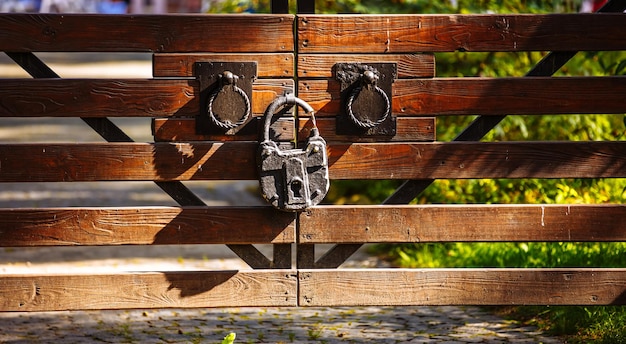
top-left (374, 242), bottom-right (626, 342)
top-left (375, 242), bottom-right (626, 269)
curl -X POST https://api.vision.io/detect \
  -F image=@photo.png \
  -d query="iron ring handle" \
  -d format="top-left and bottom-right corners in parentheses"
top-left (346, 77), bottom-right (391, 129)
top-left (263, 94), bottom-right (316, 142)
top-left (207, 71), bottom-right (251, 130)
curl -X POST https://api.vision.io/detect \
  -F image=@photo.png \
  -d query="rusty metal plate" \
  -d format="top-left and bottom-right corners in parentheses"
top-left (334, 62), bottom-right (397, 136)
top-left (195, 61), bottom-right (257, 135)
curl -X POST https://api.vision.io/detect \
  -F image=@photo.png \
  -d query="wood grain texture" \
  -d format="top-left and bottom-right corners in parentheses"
top-left (0, 14), bottom-right (294, 53)
top-left (0, 142), bottom-right (258, 181)
top-left (298, 269), bottom-right (626, 306)
top-left (153, 53), bottom-right (294, 78)
top-left (153, 117), bottom-right (436, 142)
top-left (297, 54), bottom-right (435, 78)
top-left (249, 79), bottom-right (295, 114)
top-left (325, 141), bottom-right (626, 179)
top-left (298, 117), bottom-right (435, 142)
top-left (0, 79), bottom-right (292, 117)
top-left (1, 141), bottom-right (623, 181)
top-left (0, 79), bottom-right (195, 118)
top-left (297, 14), bottom-right (626, 53)
top-left (299, 205), bottom-right (626, 243)
top-left (0, 207), bottom-right (294, 246)
top-left (0, 270), bottom-right (297, 311)
top-left (299, 77), bottom-right (626, 116)
top-left (153, 117), bottom-right (295, 142)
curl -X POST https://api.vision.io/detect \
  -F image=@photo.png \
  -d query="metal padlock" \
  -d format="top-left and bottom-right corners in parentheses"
top-left (258, 94), bottom-right (329, 212)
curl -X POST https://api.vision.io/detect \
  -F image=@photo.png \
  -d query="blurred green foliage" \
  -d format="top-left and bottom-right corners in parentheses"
top-left (206, 0), bottom-right (585, 14)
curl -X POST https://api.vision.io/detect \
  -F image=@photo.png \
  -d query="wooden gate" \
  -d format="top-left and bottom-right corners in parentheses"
top-left (1, 2), bottom-right (626, 311)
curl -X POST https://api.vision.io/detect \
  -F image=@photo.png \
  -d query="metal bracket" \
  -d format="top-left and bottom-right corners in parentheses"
top-left (194, 62), bottom-right (257, 135)
top-left (334, 63), bottom-right (397, 136)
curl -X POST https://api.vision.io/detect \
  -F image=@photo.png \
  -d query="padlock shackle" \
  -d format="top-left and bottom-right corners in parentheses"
top-left (263, 94), bottom-right (315, 142)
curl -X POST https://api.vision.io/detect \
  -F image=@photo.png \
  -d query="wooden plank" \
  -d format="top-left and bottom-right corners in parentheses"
top-left (153, 53), bottom-right (294, 78)
top-left (325, 141), bottom-right (626, 180)
top-left (297, 14), bottom-right (626, 53)
top-left (299, 205), bottom-right (626, 244)
top-left (299, 77), bottom-right (626, 116)
top-left (0, 207), bottom-right (294, 246)
top-left (153, 117), bottom-right (436, 142)
top-left (0, 79), bottom-right (194, 118)
top-left (299, 117), bottom-right (435, 142)
top-left (297, 54), bottom-right (435, 78)
top-left (0, 270), bottom-right (297, 311)
top-left (1, 141), bottom-right (624, 181)
top-left (0, 142), bottom-right (258, 181)
top-left (0, 79), bottom-right (292, 118)
top-left (0, 14), bottom-right (294, 53)
top-left (249, 79), bottom-right (295, 115)
top-left (298, 269), bottom-right (626, 306)
top-left (153, 117), bottom-right (295, 142)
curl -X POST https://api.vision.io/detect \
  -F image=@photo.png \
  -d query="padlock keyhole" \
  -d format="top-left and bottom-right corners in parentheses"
top-left (291, 180), bottom-right (303, 198)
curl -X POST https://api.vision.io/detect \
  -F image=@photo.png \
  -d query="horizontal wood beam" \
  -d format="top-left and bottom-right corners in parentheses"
top-left (300, 117), bottom-right (436, 142)
top-left (325, 141), bottom-right (626, 180)
top-left (299, 205), bottom-right (626, 243)
top-left (4, 77), bottom-right (623, 118)
top-left (299, 77), bottom-right (626, 116)
top-left (0, 14), bottom-right (294, 53)
top-left (153, 53), bottom-right (295, 78)
top-left (0, 79), bottom-right (292, 118)
top-left (153, 117), bottom-right (295, 142)
top-left (0, 141), bottom-right (623, 181)
top-left (0, 270), bottom-right (297, 311)
top-left (0, 142), bottom-right (258, 181)
top-left (153, 117), bottom-right (436, 142)
top-left (297, 14), bottom-right (626, 53)
top-left (299, 268), bottom-right (626, 306)
top-left (299, 117), bottom-right (436, 142)
top-left (297, 54), bottom-right (435, 78)
top-left (0, 207), bottom-right (294, 246)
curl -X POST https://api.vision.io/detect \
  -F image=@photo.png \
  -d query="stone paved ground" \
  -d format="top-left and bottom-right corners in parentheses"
top-left (0, 55), bottom-right (563, 343)
top-left (0, 306), bottom-right (561, 343)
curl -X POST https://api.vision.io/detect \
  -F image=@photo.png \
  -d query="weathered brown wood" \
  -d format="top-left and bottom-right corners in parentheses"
top-left (0, 79), bottom-right (194, 118)
top-left (298, 118), bottom-right (435, 142)
top-left (0, 207), bottom-right (294, 246)
top-left (299, 77), bottom-right (626, 116)
top-left (153, 117), bottom-right (295, 142)
top-left (298, 269), bottom-right (626, 306)
top-left (298, 14), bottom-right (626, 53)
top-left (299, 205), bottom-right (626, 244)
top-left (0, 142), bottom-right (258, 181)
top-left (1, 141), bottom-right (623, 181)
top-left (0, 270), bottom-right (297, 311)
top-left (0, 14), bottom-right (294, 53)
top-left (297, 54), bottom-right (435, 78)
top-left (153, 53), bottom-right (294, 78)
top-left (248, 79), bottom-right (295, 114)
top-left (0, 79), bottom-right (292, 117)
top-left (325, 141), bottom-right (626, 180)
top-left (153, 117), bottom-right (435, 142)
